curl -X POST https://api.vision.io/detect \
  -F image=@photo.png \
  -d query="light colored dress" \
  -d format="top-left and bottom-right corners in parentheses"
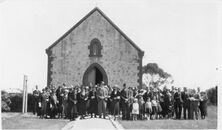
top-left (132, 102), bottom-right (139, 114)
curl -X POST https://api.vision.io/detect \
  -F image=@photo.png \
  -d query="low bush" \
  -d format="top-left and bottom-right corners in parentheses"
top-left (3, 93), bottom-right (35, 112)
top-left (207, 86), bottom-right (217, 106)
top-left (1, 90), bottom-right (11, 112)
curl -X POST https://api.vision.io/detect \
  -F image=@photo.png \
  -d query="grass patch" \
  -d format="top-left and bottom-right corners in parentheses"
top-left (2, 113), bottom-right (69, 129)
top-left (118, 105), bottom-right (217, 129)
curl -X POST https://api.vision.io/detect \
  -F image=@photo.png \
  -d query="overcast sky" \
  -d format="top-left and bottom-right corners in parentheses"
top-left (0, 0), bottom-right (221, 92)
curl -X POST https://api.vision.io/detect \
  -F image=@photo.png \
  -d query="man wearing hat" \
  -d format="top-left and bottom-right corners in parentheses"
top-left (40, 88), bottom-right (50, 119)
top-left (67, 86), bottom-right (78, 121)
top-left (97, 81), bottom-right (109, 119)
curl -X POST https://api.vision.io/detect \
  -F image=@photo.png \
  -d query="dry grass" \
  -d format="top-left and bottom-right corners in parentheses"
top-left (2, 113), bottom-right (69, 129)
top-left (1, 106), bottom-right (217, 129)
top-left (118, 105), bottom-right (217, 129)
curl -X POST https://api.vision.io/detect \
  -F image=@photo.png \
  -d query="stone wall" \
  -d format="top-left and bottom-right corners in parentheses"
top-left (48, 10), bottom-right (140, 88)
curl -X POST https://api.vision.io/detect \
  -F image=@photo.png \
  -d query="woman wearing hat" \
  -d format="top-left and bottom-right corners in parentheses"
top-left (110, 85), bottom-right (121, 120)
top-left (78, 86), bottom-right (88, 119)
top-left (199, 91), bottom-right (208, 119)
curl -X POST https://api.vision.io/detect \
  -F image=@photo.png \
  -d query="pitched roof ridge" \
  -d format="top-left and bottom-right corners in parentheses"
top-left (46, 7), bottom-right (144, 55)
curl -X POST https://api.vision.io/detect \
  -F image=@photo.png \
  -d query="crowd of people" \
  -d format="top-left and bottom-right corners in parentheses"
top-left (32, 81), bottom-right (208, 121)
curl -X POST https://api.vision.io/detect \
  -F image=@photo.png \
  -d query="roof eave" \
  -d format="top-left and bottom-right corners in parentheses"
top-left (46, 7), bottom-right (144, 54)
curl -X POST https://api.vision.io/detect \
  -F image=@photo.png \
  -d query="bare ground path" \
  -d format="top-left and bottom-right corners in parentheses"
top-left (62, 116), bottom-right (124, 130)
top-left (2, 113), bottom-right (123, 130)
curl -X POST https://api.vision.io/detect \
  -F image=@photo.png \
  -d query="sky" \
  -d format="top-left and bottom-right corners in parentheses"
top-left (0, 0), bottom-right (222, 92)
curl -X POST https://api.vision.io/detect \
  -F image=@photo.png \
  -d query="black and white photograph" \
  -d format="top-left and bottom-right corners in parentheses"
top-left (0, 0), bottom-right (221, 129)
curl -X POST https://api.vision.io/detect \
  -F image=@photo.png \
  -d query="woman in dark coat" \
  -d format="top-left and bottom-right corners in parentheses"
top-left (78, 87), bottom-right (88, 119)
top-left (199, 91), bottom-right (208, 119)
top-left (49, 90), bottom-right (58, 119)
top-left (110, 85), bottom-right (121, 120)
top-left (40, 88), bottom-right (50, 119)
top-left (88, 86), bottom-right (98, 118)
top-left (56, 86), bottom-right (64, 118)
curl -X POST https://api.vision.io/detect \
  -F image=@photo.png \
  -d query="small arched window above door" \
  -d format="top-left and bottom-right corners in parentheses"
top-left (88, 38), bottom-right (103, 57)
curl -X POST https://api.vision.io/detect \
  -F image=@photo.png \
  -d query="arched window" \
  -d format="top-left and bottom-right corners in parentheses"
top-left (88, 38), bottom-right (102, 57)
top-left (92, 43), bottom-right (99, 55)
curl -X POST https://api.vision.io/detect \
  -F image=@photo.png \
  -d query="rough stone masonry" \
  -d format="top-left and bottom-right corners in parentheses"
top-left (46, 7), bottom-right (144, 89)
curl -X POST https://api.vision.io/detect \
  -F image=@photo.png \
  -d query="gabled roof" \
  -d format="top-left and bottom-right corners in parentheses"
top-left (46, 7), bottom-right (144, 55)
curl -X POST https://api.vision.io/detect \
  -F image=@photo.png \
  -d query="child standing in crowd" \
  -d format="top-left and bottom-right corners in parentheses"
top-left (132, 98), bottom-right (139, 121)
top-left (151, 96), bottom-right (158, 119)
top-left (144, 97), bottom-right (152, 120)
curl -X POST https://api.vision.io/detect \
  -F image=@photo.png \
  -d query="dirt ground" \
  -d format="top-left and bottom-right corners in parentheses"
top-left (118, 105), bottom-right (217, 129)
top-left (1, 112), bottom-right (69, 129)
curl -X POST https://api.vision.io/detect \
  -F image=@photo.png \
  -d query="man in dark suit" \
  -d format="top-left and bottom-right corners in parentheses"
top-left (78, 86), bottom-right (88, 119)
top-left (33, 85), bottom-right (41, 115)
top-left (49, 89), bottom-right (58, 119)
top-left (174, 87), bottom-right (183, 119)
top-left (181, 87), bottom-right (189, 119)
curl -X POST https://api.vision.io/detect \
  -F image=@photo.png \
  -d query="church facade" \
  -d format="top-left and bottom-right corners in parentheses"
top-left (46, 7), bottom-right (144, 89)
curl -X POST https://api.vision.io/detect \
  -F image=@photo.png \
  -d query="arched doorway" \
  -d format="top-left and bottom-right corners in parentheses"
top-left (82, 63), bottom-right (108, 86)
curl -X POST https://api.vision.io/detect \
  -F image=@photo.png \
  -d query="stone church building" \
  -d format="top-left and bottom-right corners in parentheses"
top-left (46, 7), bottom-right (144, 89)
